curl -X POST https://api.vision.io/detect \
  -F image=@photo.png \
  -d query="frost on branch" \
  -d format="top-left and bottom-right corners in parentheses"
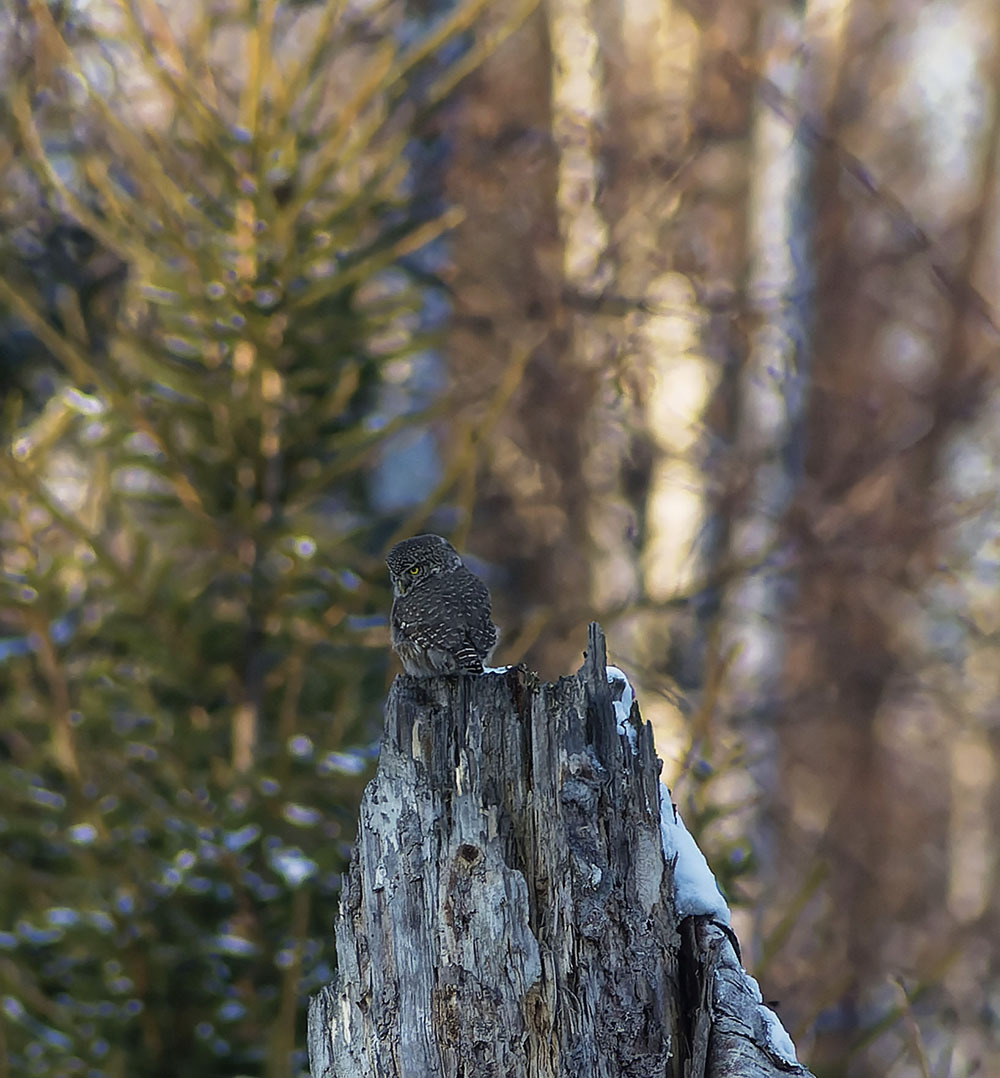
top-left (308, 623), bottom-right (812, 1078)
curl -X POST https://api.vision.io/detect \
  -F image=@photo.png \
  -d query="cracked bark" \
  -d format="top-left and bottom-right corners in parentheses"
top-left (308, 624), bottom-right (813, 1078)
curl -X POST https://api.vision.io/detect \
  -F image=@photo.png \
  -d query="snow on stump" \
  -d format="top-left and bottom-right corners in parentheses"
top-left (307, 623), bottom-right (812, 1078)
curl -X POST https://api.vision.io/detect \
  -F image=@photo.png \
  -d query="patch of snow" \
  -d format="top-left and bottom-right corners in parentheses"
top-left (223, 824), bottom-right (261, 851)
top-left (658, 784), bottom-right (730, 925)
top-left (317, 751), bottom-right (367, 776)
top-left (745, 972), bottom-right (799, 1064)
top-left (67, 822), bottom-right (98, 845)
top-left (607, 665), bottom-right (637, 751)
top-left (269, 846), bottom-right (318, 888)
top-left (760, 1001), bottom-right (800, 1064)
top-left (213, 932), bottom-right (259, 956)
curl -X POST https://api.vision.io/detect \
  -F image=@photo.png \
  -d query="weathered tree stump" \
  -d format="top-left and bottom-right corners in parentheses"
top-left (308, 624), bottom-right (813, 1077)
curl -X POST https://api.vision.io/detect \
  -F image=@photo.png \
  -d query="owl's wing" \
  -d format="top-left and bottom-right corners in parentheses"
top-left (460, 574), bottom-right (498, 670)
top-left (391, 571), bottom-right (496, 675)
top-left (392, 583), bottom-right (471, 657)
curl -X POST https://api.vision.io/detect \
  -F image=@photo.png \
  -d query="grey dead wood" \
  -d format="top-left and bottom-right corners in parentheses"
top-left (308, 623), bottom-right (814, 1078)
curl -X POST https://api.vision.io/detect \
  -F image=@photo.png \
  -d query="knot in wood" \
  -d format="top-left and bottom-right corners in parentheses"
top-left (456, 843), bottom-right (482, 866)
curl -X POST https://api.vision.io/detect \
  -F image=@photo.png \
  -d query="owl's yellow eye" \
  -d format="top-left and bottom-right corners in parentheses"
top-left (409, 566), bottom-right (421, 575)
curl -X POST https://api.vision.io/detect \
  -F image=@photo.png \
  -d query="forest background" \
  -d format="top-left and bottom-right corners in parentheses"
top-left (1, 1), bottom-right (998, 1076)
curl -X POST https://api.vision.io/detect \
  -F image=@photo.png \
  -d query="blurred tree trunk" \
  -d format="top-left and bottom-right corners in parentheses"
top-left (774, 5), bottom-right (937, 1056)
top-left (446, 1), bottom-right (766, 732)
top-left (307, 626), bottom-right (813, 1078)
top-left (771, 2), bottom-right (1000, 1066)
top-left (654, 0), bottom-right (761, 687)
top-left (443, 11), bottom-right (595, 679)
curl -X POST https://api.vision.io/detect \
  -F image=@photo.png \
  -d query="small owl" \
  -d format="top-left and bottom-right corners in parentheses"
top-left (386, 534), bottom-right (499, 677)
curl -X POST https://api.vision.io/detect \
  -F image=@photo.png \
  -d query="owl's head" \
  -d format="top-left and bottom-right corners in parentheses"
top-left (386, 534), bottom-right (463, 597)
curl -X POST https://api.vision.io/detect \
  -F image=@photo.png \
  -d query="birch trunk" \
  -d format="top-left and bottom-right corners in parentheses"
top-left (308, 624), bottom-right (812, 1078)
